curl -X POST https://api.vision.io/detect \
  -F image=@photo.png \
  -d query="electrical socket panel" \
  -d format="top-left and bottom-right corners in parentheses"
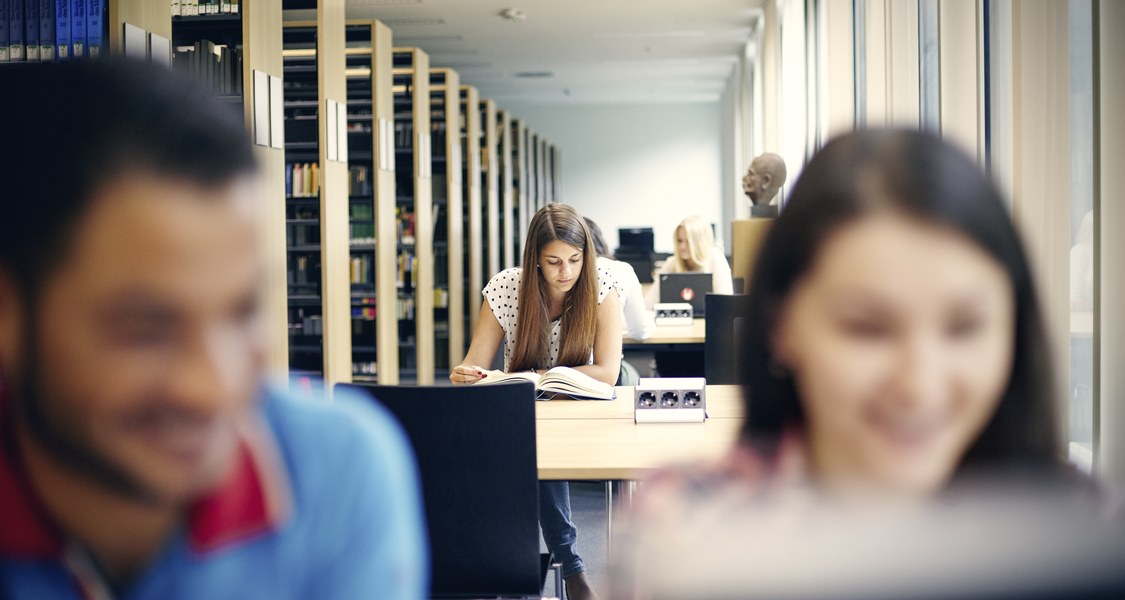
top-left (634, 377), bottom-right (706, 423)
top-left (654, 302), bottom-right (693, 326)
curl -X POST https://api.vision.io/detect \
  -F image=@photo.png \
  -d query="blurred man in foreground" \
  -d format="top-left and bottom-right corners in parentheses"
top-left (0, 60), bottom-right (426, 598)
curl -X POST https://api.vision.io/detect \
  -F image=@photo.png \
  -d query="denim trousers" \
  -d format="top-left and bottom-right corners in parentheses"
top-left (539, 480), bottom-right (584, 578)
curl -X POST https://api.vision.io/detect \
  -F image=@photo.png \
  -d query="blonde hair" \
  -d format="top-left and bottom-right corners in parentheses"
top-left (670, 215), bottom-right (715, 272)
top-left (510, 203), bottom-right (599, 372)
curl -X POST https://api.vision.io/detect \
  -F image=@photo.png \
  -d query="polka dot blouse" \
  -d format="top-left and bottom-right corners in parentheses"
top-left (483, 265), bottom-right (617, 372)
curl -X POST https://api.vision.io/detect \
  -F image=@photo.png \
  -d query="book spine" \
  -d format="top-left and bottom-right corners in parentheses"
top-left (68, 0), bottom-right (81, 57)
top-left (23, 0), bottom-right (37, 61)
top-left (10, 0), bottom-right (23, 61)
top-left (170, 0), bottom-right (180, 18)
top-left (0, 0), bottom-right (9, 62)
top-left (38, 0), bottom-right (51, 60)
top-left (84, 0), bottom-right (98, 57)
top-left (53, 0), bottom-right (66, 59)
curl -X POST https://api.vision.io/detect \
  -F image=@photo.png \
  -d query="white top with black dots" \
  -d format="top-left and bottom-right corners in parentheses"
top-left (482, 266), bottom-right (617, 372)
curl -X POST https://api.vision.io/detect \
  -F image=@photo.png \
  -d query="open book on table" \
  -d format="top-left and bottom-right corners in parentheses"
top-left (474, 366), bottom-right (616, 401)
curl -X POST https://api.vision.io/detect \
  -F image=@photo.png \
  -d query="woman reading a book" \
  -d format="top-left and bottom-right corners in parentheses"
top-left (451, 202), bottom-right (622, 600)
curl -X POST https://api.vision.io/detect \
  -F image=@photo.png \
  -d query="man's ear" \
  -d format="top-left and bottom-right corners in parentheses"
top-left (760, 172), bottom-right (773, 190)
top-left (0, 268), bottom-right (25, 377)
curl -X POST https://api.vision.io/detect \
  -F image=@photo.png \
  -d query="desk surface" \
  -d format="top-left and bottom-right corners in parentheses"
top-left (535, 384), bottom-right (743, 420)
top-left (536, 384), bottom-right (744, 480)
top-left (624, 319), bottom-right (706, 344)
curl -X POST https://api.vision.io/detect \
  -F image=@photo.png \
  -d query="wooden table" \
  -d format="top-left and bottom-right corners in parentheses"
top-left (535, 384), bottom-right (744, 480)
top-left (535, 384), bottom-right (744, 544)
top-left (623, 319), bottom-right (706, 347)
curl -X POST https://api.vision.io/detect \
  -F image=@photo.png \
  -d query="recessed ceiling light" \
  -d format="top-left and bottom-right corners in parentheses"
top-left (513, 71), bottom-right (553, 79)
top-left (498, 8), bottom-right (527, 22)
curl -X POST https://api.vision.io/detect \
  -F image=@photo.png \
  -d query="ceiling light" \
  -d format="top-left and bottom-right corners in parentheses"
top-left (513, 71), bottom-right (553, 79)
top-left (498, 8), bottom-right (527, 22)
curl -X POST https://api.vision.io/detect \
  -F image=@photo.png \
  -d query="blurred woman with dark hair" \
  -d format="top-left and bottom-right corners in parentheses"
top-left (611, 129), bottom-right (1121, 598)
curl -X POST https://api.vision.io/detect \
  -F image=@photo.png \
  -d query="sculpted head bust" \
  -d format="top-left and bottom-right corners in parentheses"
top-left (742, 153), bottom-right (788, 207)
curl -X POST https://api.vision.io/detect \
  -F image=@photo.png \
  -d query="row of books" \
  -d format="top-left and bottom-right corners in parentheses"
top-left (349, 165), bottom-right (372, 197)
top-left (173, 40), bottom-right (242, 96)
top-left (349, 254), bottom-right (372, 285)
top-left (0, 0), bottom-right (105, 62)
top-left (171, 0), bottom-right (239, 17)
top-left (286, 162), bottom-right (320, 198)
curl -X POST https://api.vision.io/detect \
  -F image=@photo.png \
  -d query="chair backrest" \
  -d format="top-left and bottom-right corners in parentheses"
top-left (704, 293), bottom-right (750, 384)
top-left (337, 381), bottom-right (541, 599)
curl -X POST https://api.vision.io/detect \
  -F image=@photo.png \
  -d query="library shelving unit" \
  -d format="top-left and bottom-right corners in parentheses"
top-left (428, 67), bottom-right (462, 381)
top-left (533, 132), bottom-right (546, 212)
top-left (109, 0), bottom-right (168, 56)
top-left (343, 19), bottom-right (397, 384)
top-left (392, 47), bottom-right (433, 384)
top-left (510, 117), bottom-right (529, 264)
top-left (171, 0), bottom-right (288, 374)
top-left (498, 109), bottom-right (516, 269)
top-left (459, 84), bottom-right (482, 341)
top-left (279, 0), bottom-right (348, 389)
top-left (480, 98), bottom-right (501, 287)
top-left (550, 145), bottom-right (562, 202)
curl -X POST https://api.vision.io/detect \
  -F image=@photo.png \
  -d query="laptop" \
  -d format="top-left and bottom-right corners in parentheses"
top-left (338, 382), bottom-right (543, 600)
top-left (659, 272), bottom-right (713, 318)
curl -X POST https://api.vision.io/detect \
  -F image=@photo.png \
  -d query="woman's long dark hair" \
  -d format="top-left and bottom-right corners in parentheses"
top-left (740, 129), bottom-right (1059, 475)
top-left (510, 203), bottom-right (599, 372)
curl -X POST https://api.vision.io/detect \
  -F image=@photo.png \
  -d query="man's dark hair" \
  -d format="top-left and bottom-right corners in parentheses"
top-left (0, 59), bottom-right (258, 296)
top-left (740, 129), bottom-right (1060, 479)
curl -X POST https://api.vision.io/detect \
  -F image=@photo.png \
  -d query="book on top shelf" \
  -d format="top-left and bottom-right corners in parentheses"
top-left (474, 366), bottom-right (615, 401)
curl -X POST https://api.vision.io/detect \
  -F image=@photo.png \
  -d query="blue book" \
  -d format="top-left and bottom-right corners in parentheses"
top-left (24, 0), bottom-right (37, 61)
top-left (39, 0), bottom-right (52, 60)
top-left (0, 0), bottom-right (9, 62)
top-left (10, 0), bottom-right (23, 61)
top-left (54, 0), bottom-right (66, 59)
top-left (84, 0), bottom-right (98, 57)
top-left (68, 0), bottom-right (80, 57)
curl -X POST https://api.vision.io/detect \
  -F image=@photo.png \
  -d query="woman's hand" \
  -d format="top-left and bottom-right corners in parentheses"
top-left (450, 364), bottom-right (488, 384)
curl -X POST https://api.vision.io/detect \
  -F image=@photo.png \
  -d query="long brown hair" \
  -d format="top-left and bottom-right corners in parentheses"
top-left (510, 204), bottom-right (599, 372)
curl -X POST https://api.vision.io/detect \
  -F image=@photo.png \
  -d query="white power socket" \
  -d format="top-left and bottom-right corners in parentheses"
top-left (654, 302), bottom-right (693, 326)
top-left (634, 377), bottom-right (706, 423)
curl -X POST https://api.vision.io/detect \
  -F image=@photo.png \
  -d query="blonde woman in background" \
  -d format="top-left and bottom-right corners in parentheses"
top-left (645, 215), bottom-right (734, 309)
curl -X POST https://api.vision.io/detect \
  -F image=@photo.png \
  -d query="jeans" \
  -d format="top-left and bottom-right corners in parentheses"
top-left (539, 480), bottom-right (584, 578)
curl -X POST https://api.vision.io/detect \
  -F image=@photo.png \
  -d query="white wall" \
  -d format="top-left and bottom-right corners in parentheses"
top-left (501, 102), bottom-right (725, 257)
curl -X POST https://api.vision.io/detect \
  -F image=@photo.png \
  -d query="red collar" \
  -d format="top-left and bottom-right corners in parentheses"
top-left (0, 388), bottom-right (291, 559)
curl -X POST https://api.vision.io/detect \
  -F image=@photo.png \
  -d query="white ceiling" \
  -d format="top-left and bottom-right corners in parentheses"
top-left (341, 0), bottom-right (762, 104)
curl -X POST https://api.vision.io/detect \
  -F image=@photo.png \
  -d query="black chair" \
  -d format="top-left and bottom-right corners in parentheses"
top-left (704, 293), bottom-right (750, 384)
top-left (337, 381), bottom-right (550, 599)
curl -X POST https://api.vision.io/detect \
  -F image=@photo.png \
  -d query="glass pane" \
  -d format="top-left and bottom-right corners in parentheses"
top-left (1067, 0), bottom-right (1095, 470)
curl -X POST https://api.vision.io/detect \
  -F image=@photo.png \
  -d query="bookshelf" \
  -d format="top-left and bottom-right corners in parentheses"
top-left (459, 85), bottom-right (482, 340)
top-left (171, 0), bottom-right (288, 375)
top-left (110, 0), bottom-right (169, 57)
top-left (533, 132), bottom-right (546, 212)
top-left (510, 117), bottom-right (529, 264)
top-left (480, 99), bottom-right (501, 286)
top-left (343, 19), bottom-right (397, 384)
top-left (499, 109), bottom-right (516, 269)
top-left (428, 67), bottom-right (462, 381)
top-left (280, 0), bottom-right (347, 388)
top-left (551, 145), bottom-right (562, 202)
top-left (393, 47), bottom-right (433, 384)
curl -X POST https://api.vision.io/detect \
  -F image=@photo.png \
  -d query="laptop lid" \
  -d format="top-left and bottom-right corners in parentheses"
top-left (659, 272), bottom-right (713, 317)
top-left (339, 382), bottom-right (542, 599)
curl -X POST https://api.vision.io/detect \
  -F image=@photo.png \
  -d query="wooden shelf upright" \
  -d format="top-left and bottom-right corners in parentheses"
top-left (428, 67), bottom-right (462, 380)
top-left (279, 0), bottom-right (348, 389)
top-left (392, 47), bottom-right (433, 384)
top-left (343, 19), bottom-right (397, 383)
top-left (498, 109), bottom-right (516, 269)
top-left (170, 0), bottom-right (288, 375)
top-left (459, 85), bottom-right (482, 340)
top-left (480, 99), bottom-right (501, 285)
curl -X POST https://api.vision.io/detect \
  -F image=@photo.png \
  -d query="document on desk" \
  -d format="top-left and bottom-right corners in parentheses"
top-left (475, 366), bottom-right (616, 401)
